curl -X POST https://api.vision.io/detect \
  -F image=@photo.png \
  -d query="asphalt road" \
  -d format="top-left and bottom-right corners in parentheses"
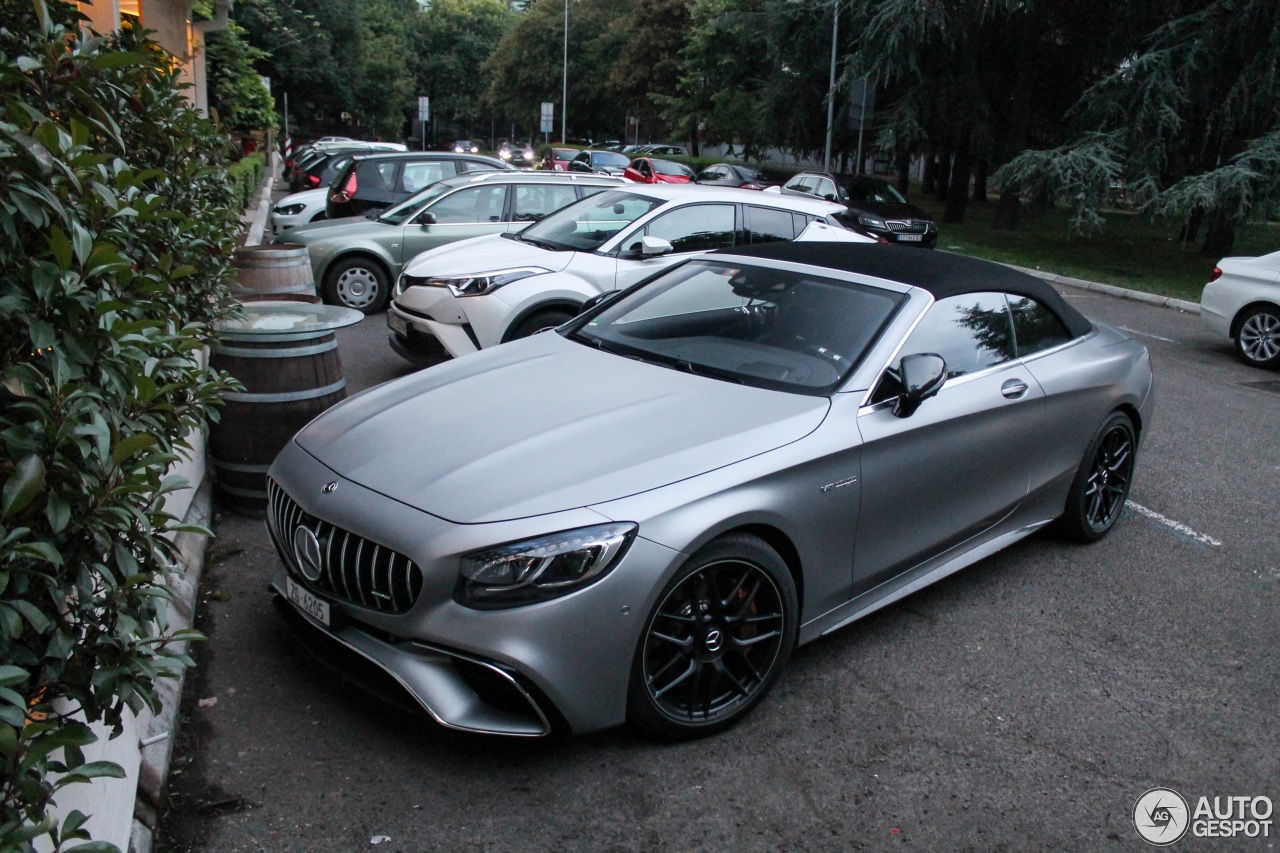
top-left (157, 285), bottom-right (1279, 852)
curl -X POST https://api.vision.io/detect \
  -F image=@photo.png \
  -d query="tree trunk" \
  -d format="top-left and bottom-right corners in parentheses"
top-left (934, 151), bottom-right (952, 202)
top-left (972, 159), bottom-right (988, 203)
top-left (895, 150), bottom-right (911, 196)
top-left (944, 150), bottom-right (973, 224)
top-left (922, 153), bottom-right (938, 195)
top-left (992, 189), bottom-right (1021, 230)
top-left (1199, 208), bottom-right (1236, 258)
top-left (1178, 206), bottom-right (1205, 244)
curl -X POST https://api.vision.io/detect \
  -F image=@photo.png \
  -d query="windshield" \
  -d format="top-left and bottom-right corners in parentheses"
top-left (377, 182), bottom-right (455, 225)
top-left (652, 159), bottom-right (694, 178)
top-left (845, 178), bottom-right (907, 205)
top-left (517, 190), bottom-right (662, 251)
top-left (593, 151), bottom-right (630, 167)
top-left (571, 259), bottom-right (904, 394)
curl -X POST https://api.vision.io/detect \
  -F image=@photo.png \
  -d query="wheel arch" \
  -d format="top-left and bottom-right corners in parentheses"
top-left (708, 523), bottom-right (805, 617)
top-left (320, 249), bottom-right (393, 287)
top-left (1229, 300), bottom-right (1280, 339)
top-left (500, 299), bottom-right (583, 343)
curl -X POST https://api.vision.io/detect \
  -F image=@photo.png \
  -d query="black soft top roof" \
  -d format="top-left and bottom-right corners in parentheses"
top-left (717, 242), bottom-right (1092, 338)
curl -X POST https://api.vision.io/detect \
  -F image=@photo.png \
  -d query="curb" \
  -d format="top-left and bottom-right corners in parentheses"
top-left (1005, 262), bottom-right (1201, 315)
top-left (127, 162), bottom-right (276, 853)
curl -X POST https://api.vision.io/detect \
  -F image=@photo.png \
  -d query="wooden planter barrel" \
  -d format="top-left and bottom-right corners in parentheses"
top-left (232, 243), bottom-right (319, 304)
top-left (209, 302), bottom-right (363, 516)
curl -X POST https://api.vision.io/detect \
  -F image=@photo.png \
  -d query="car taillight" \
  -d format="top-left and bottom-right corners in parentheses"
top-left (332, 172), bottom-right (356, 203)
top-left (307, 173), bottom-right (320, 187)
top-left (1210, 266), bottom-right (1222, 281)
top-left (740, 183), bottom-right (762, 190)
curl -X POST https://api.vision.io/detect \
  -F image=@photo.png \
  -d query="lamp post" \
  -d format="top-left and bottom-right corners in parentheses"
top-left (822, 0), bottom-right (838, 173)
top-left (561, 0), bottom-right (568, 142)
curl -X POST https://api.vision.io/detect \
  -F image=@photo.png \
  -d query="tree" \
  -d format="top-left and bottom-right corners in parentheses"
top-left (996, 0), bottom-right (1280, 255)
top-left (608, 0), bottom-right (692, 140)
top-left (415, 0), bottom-right (515, 136)
top-left (205, 21), bottom-right (276, 133)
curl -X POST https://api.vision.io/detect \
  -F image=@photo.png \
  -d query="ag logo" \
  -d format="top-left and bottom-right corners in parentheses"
top-left (1134, 787), bottom-right (1190, 846)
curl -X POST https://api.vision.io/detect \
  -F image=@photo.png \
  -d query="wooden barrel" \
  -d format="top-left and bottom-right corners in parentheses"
top-left (232, 244), bottom-right (319, 304)
top-left (209, 329), bottom-right (346, 515)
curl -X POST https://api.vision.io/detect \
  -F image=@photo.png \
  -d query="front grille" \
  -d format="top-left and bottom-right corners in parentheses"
top-left (887, 219), bottom-right (929, 234)
top-left (268, 478), bottom-right (424, 614)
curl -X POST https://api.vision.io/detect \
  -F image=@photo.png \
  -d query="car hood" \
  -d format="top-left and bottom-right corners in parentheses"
top-left (288, 214), bottom-right (392, 243)
top-left (400, 233), bottom-right (576, 277)
top-left (848, 200), bottom-right (934, 222)
top-left (294, 333), bottom-right (830, 524)
top-left (277, 188), bottom-right (328, 208)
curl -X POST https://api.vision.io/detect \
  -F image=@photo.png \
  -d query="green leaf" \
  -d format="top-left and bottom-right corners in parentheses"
top-left (0, 666), bottom-right (30, 688)
top-left (110, 432), bottom-right (157, 466)
top-left (65, 760), bottom-right (127, 780)
top-left (2, 455), bottom-right (45, 517)
top-left (9, 600), bottom-right (51, 634)
top-left (48, 227), bottom-right (73, 270)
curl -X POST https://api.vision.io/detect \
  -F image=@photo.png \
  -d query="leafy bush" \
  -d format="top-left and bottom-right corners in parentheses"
top-left (0, 2), bottom-right (240, 848)
top-left (229, 153), bottom-right (266, 210)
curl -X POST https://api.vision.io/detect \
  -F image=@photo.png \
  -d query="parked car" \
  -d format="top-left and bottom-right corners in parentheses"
top-left (452, 139), bottom-right (480, 154)
top-left (312, 135), bottom-right (353, 144)
top-left (778, 172), bottom-right (937, 248)
top-left (694, 163), bottom-right (773, 190)
top-left (289, 171), bottom-right (626, 313)
top-left (325, 151), bottom-right (513, 220)
top-left (266, 241), bottom-right (1153, 739)
top-left (499, 140), bottom-right (537, 167)
top-left (1200, 249), bottom-right (1280, 368)
top-left (387, 185), bottom-right (871, 363)
top-left (568, 149), bottom-right (631, 176)
top-left (539, 146), bottom-right (579, 171)
top-left (641, 144), bottom-right (686, 156)
top-left (271, 188), bottom-right (330, 234)
top-left (623, 157), bottom-right (695, 184)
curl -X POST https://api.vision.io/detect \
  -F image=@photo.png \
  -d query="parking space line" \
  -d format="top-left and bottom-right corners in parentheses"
top-left (1125, 500), bottom-right (1222, 546)
top-left (1117, 326), bottom-right (1180, 344)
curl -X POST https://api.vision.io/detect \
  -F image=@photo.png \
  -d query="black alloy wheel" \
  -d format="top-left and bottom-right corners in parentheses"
top-left (629, 534), bottom-right (797, 739)
top-left (1058, 411), bottom-right (1137, 543)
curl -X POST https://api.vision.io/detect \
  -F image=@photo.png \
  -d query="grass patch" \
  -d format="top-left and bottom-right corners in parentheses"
top-left (906, 191), bottom-right (1279, 302)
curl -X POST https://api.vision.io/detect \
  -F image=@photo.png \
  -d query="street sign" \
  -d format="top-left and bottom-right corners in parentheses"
top-left (848, 77), bottom-right (875, 131)
top-left (418, 96), bottom-right (430, 122)
top-left (540, 102), bottom-right (554, 135)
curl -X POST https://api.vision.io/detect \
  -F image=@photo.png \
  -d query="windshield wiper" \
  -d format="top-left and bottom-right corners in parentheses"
top-left (516, 233), bottom-right (563, 251)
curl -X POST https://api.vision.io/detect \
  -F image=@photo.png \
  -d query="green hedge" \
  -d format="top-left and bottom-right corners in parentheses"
top-left (229, 153), bottom-right (266, 211)
top-left (0, 3), bottom-right (241, 849)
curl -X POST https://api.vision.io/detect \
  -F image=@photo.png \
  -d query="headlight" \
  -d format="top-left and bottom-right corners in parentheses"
top-left (500, 150), bottom-right (513, 160)
top-left (859, 215), bottom-right (888, 230)
top-left (426, 267), bottom-right (550, 297)
top-left (456, 522), bottom-right (637, 608)
top-left (274, 203), bottom-right (306, 216)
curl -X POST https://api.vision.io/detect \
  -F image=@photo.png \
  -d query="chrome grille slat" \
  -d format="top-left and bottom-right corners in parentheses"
top-left (265, 477), bottom-right (424, 615)
top-left (886, 219), bottom-right (928, 234)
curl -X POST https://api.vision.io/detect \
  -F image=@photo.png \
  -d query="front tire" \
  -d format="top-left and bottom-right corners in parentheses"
top-left (323, 257), bottom-right (389, 314)
top-left (628, 533), bottom-right (798, 740)
top-left (508, 309), bottom-right (575, 340)
top-left (1057, 411), bottom-right (1136, 543)
top-left (1235, 305), bottom-right (1280, 368)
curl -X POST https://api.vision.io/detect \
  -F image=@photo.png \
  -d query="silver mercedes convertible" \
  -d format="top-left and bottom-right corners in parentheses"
top-left (265, 243), bottom-right (1154, 739)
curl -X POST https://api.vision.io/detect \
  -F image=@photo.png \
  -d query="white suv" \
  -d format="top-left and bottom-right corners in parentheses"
top-left (387, 185), bottom-right (872, 363)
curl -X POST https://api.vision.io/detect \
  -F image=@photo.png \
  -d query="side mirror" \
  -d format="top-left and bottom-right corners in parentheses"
top-left (641, 235), bottom-right (673, 256)
top-left (417, 212), bottom-right (436, 228)
top-left (578, 290), bottom-right (620, 315)
top-left (892, 353), bottom-right (947, 418)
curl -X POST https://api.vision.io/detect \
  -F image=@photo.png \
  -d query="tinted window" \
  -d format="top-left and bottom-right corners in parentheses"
top-left (901, 292), bottom-right (1015, 378)
top-left (401, 161), bottom-right (448, 193)
top-left (428, 185), bottom-right (507, 223)
top-left (642, 204), bottom-right (736, 253)
top-left (1008, 295), bottom-right (1073, 356)
top-left (512, 184), bottom-right (579, 222)
top-left (374, 162), bottom-right (398, 191)
top-left (746, 205), bottom-right (795, 244)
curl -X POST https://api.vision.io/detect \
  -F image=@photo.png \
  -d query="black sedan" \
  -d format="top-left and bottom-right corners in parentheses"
top-left (779, 172), bottom-right (937, 248)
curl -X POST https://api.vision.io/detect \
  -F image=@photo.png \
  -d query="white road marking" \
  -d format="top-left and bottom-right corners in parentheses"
top-left (1125, 500), bottom-right (1222, 546)
top-left (1117, 326), bottom-right (1179, 344)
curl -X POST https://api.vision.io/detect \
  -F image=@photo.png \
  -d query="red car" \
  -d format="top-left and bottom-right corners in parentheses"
top-left (623, 156), bottom-right (695, 184)
top-left (539, 146), bottom-right (579, 171)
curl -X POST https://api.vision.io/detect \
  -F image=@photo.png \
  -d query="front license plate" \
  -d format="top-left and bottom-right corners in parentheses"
top-left (286, 577), bottom-right (330, 627)
top-left (896, 233), bottom-right (923, 242)
top-left (387, 310), bottom-right (408, 336)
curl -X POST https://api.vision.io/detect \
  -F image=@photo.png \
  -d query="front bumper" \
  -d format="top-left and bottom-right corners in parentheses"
top-left (386, 300), bottom-right (479, 361)
top-left (264, 440), bottom-right (682, 735)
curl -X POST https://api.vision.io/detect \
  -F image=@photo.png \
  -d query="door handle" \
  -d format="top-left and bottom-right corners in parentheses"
top-left (1001, 378), bottom-right (1029, 399)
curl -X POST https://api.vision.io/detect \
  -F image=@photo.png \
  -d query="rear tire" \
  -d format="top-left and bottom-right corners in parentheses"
top-left (627, 533), bottom-right (798, 740)
top-left (1057, 411), bottom-right (1136, 543)
top-left (1234, 305), bottom-right (1280, 368)
top-left (509, 310), bottom-right (574, 341)
top-left (323, 257), bottom-right (389, 314)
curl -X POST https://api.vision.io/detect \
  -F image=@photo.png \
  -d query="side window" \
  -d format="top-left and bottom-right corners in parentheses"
top-left (900, 292), bottom-right (1015, 379)
top-left (642, 203), bottom-right (736, 253)
top-left (512, 184), bottom-right (578, 222)
top-left (401, 162), bottom-right (447, 194)
top-left (374, 162), bottom-right (398, 191)
top-left (455, 160), bottom-right (491, 174)
top-left (792, 213), bottom-right (816, 235)
top-left (746, 205), bottom-right (796, 244)
top-left (638, 161), bottom-right (652, 177)
top-left (577, 185), bottom-right (610, 200)
top-left (789, 176), bottom-right (817, 195)
top-left (817, 178), bottom-right (837, 200)
top-left (427, 186), bottom-right (508, 224)
top-left (1008, 295), bottom-right (1073, 356)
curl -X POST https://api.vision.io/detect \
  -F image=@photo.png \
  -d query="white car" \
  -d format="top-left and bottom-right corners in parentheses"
top-left (1200, 249), bottom-right (1280, 368)
top-left (271, 188), bottom-right (330, 235)
top-left (387, 185), bottom-right (873, 363)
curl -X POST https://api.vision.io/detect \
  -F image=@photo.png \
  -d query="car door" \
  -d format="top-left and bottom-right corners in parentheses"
top-left (610, 202), bottom-right (738, 290)
top-left (398, 184), bottom-right (511, 263)
top-left (852, 292), bottom-right (1051, 594)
